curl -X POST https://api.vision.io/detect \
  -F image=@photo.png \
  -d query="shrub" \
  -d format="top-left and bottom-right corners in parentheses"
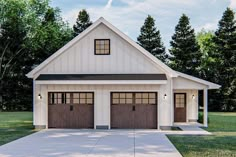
top-left (198, 112), bottom-right (210, 124)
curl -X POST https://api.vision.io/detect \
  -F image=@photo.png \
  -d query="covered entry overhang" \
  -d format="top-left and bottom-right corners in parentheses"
top-left (173, 72), bottom-right (221, 127)
top-left (35, 74), bottom-right (168, 85)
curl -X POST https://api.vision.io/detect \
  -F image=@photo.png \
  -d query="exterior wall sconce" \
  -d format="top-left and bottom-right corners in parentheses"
top-left (38, 94), bottom-right (42, 99)
top-left (192, 94), bottom-right (195, 100)
top-left (164, 94), bottom-right (167, 100)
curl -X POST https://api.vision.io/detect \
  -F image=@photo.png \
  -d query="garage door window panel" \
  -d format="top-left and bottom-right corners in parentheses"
top-left (49, 93), bottom-right (68, 105)
top-left (135, 93), bottom-right (156, 104)
top-left (71, 93), bottom-right (94, 105)
top-left (112, 93), bottom-right (134, 104)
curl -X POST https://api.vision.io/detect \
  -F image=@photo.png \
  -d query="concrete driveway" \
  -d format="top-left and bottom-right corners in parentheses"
top-left (0, 129), bottom-right (182, 157)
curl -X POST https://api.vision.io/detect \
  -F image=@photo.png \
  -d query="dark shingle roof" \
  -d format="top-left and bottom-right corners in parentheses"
top-left (36, 74), bottom-right (167, 81)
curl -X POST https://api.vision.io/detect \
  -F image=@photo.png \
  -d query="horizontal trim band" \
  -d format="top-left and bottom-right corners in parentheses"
top-left (35, 80), bottom-right (167, 85)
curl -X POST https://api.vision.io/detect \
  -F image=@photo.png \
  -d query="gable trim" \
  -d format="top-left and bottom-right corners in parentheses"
top-left (26, 17), bottom-right (177, 78)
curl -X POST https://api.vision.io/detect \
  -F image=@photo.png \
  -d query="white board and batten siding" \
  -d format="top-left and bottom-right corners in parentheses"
top-left (173, 76), bottom-right (208, 90)
top-left (34, 84), bottom-right (162, 128)
top-left (34, 23), bottom-right (165, 78)
top-left (33, 23), bottom-right (171, 129)
top-left (31, 19), bottom-right (218, 129)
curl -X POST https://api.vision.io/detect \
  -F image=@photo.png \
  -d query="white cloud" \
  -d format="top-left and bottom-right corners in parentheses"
top-left (197, 22), bottom-right (217, 32)
top-left (105, 0), bottom-right (113, 9)
top-left (58, 0), bottom-right (226, 46)
top-left (229, 0), bottom-right (236, 8)
top-left (62, 0), bottom-right (196, 28)
top-left (196, 20), bottom-right (218, 32)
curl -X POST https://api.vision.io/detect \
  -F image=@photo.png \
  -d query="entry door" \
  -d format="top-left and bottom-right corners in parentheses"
top-left (174, 93), bottom-right (186, 122)
top-left (111, 92), bottom-right (157, 129)
top-left (48, 92), bottom-right (94, 128)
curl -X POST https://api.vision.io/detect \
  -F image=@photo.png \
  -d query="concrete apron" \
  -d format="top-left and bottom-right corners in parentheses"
top-left (0, 129), bottom-right (182, 157)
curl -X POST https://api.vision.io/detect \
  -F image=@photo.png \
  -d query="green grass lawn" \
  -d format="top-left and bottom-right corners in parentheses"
top-left (168, 112), bottom-right (236, 157)
top-left (0, 112), bottom-right (35, 146)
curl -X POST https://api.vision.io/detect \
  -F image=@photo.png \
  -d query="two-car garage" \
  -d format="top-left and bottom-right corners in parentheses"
top-left (48, 92), bottom-right (157, 129)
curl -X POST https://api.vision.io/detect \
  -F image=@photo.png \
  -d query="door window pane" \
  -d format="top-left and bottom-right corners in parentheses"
top-left (66, 99), bottom-right (70, 104)
top-left (142, 99), bottom-right (149, 104)
top-left (135, 99), bottom-right (142, 104)
top-left (142, 93), bottom-right (149, 99)
top-left (58, 99), bottom-right (62, 104)
top-left (80, 93), bottom-right (86, 98)
top-left (113, 99), bottom-right (119, 104)
top-left (80, 99), bottom-right (86, 104)
top-left (149, 99), bottom-right (156, 104)
top-left (73, 93), bottom-right (79, 98)
top-left (112, 93), bottom-right (119, 98)
top-left (175, 94), bottom-right (185, 108)
top-left (54, 93), bottom-right (57, 99)
top-left (87, 99), bottom-right (93, 104)
top-left (126, 99), bottom-right (132, 104)
top-left (126, 93), bottom-right (133, 98)
top-left (120, 99), bottom-right (125, 104)
top-left (135, 93), bottom-right (142, 98)
top-left (73, 99), bottom-right (79, 104)
top-left (149, 93), bottom-right (155, 98)
top-left (87, 93), bottom-right (93, 98)
top-left (120, 93), bottom-right (125, 98)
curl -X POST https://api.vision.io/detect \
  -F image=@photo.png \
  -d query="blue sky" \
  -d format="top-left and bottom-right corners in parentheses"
top-left (51, 0), bottom-right (236, 49)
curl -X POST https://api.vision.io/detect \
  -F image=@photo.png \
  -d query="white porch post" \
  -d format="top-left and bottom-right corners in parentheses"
top-left (203, 88), bottom-right (208, 127)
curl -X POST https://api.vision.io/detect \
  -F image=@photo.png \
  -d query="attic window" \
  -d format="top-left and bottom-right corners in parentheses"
top-left (94, 39), bottom-right (110, 55)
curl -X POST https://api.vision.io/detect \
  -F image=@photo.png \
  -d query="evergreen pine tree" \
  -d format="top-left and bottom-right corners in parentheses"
top-left (169, 14), bottom-right (201, 77)
top-left (73, 9), bottom-right (92, 37)
top-left (214, 8), bottom-right (236, 111)
top-left (137, 15), bottom-right (167, 63)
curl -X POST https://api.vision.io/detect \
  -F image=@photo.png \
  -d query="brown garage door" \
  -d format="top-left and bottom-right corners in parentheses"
top-left (48, 92), bottom-right (94, 128)
top-left (111, 92), bottom-right (157, 129)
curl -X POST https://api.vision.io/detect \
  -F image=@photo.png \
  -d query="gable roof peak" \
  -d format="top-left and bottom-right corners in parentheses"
top-left (26, 17), bottom-right (177, 78)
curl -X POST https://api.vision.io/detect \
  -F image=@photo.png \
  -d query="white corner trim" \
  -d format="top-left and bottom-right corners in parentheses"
top-left (26, 17), bottom-right (177, 78)
top-left (35, 80), bottom-right (167, 85)
top-left (176, 71), bottom-right (221, 89)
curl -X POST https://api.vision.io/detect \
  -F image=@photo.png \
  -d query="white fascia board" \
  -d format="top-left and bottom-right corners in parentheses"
top-left (35, 80), bottom-right (167, 85)
top-left (176, 71), bottom-right (221, 89)
top-left (26, 17), bottom-right (177, 78)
